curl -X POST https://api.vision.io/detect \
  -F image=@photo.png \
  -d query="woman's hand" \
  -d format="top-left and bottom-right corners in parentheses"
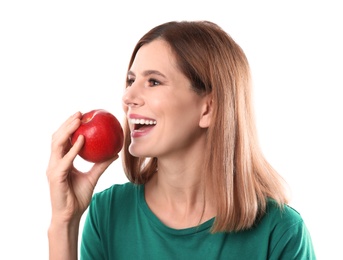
top-left (46, 111), bottom-right (117, 260)
top-left (46, 111), bottom-right (117, 224)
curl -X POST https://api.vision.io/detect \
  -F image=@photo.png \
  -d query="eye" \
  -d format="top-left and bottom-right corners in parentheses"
top-left (147, 78), bottom-right (160, 87)
top-left (126, 77), bottom-right (135, 87)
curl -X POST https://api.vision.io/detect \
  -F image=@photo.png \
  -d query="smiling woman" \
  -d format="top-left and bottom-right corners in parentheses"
top-left (123, 39), bottom-right (211, 161)
top-left (46, 20), bottom-right (316, 259)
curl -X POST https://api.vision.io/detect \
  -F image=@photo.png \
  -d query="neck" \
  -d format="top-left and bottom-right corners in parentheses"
top-left (145, 157), bottom-right (216, 229)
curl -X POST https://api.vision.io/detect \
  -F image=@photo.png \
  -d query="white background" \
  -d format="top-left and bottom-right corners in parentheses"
top-left (1, 1), bottom-right (342, 259)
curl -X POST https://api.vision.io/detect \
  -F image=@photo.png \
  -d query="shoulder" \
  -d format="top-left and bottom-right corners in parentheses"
top-left (260, 199), bottom-right (307, 239)
top-left (91, 182), bottom-right (140, 208)
top-left (94, 181), bottom-right (138, 197)
top-left (264, 199), bottom-right (304, 228)
top-left (260, 200), bottom-right (316, 259)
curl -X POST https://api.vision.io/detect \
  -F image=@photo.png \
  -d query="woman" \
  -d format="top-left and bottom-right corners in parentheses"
top-left (47, 21), bottom-right (316, 259)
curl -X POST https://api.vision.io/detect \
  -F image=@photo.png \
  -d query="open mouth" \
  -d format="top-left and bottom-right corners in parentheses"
top-left (129, 118), bottom-right (157, 131)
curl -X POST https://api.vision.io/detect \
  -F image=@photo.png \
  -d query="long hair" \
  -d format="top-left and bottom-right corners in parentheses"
top-left (122, 20), bottom-right (289, 232)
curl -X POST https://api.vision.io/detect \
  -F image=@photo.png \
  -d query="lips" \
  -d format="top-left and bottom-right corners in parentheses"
top-left (128, 114), bottom-right (157, 138)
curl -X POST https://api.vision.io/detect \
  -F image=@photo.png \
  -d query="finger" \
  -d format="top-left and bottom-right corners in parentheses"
top-left (56, 111), bottom-right (82, 134)
top-left (50, 112), bottom-right (82, 161)
top-left (62, 135), bottom-right (85, 167)
top-left (52, 112), bottom-right (82, 145)
top-left (47, 134), bottom-right (85, 181)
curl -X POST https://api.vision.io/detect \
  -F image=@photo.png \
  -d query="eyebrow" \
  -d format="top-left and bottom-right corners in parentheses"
top-left (127, 70), bottom-right (167, 78)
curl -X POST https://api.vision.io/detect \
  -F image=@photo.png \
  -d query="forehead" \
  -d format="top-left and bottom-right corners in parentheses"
top-left (130, 39), bottom-right (179, 73)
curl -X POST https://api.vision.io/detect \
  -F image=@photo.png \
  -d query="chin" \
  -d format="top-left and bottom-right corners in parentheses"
top-left (129, 146), bottom-right (151, 158)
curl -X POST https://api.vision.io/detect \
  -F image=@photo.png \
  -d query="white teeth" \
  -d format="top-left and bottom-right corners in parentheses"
top-left (129, 118), bottom-right (157, 125)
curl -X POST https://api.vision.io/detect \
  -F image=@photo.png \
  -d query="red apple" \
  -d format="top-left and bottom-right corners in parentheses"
top-left (70, 109), bottom-right (124, 163)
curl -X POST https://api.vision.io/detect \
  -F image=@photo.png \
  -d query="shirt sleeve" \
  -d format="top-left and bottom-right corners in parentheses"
top-left (269, 218), bottom-right (316, 260)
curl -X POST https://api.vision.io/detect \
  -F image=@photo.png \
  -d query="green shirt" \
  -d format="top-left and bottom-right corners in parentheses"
top-left (81, 182), bottom-right (316, 259)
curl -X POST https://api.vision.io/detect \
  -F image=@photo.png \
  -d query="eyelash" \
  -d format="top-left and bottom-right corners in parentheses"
top-left (126, 78), bottom-right (161, 87)
top-left (148, 78), bottom-right (160, 87)
top-left (126, 78), bottom-right (134, 86)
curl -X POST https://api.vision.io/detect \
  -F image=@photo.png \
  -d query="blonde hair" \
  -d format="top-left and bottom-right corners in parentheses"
top-left (122, 21), bottom-right (289, 232)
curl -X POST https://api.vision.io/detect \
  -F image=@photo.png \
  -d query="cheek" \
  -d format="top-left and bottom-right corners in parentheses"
top-left (148, 97), bottom-right (173, 119)
top-left (149, 97), bottom-right (163, 109)
top-left (169, 102), bottom-right (202, 130)
top-left (151, 91), bottom-right (203, 125)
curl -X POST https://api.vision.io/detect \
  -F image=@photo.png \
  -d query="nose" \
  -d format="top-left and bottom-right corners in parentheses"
top-left (122, 83), bottom-right (144, 109)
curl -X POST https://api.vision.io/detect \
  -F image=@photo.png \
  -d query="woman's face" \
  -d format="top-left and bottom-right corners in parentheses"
top-left (122, 39), bottom-right (210, 159)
